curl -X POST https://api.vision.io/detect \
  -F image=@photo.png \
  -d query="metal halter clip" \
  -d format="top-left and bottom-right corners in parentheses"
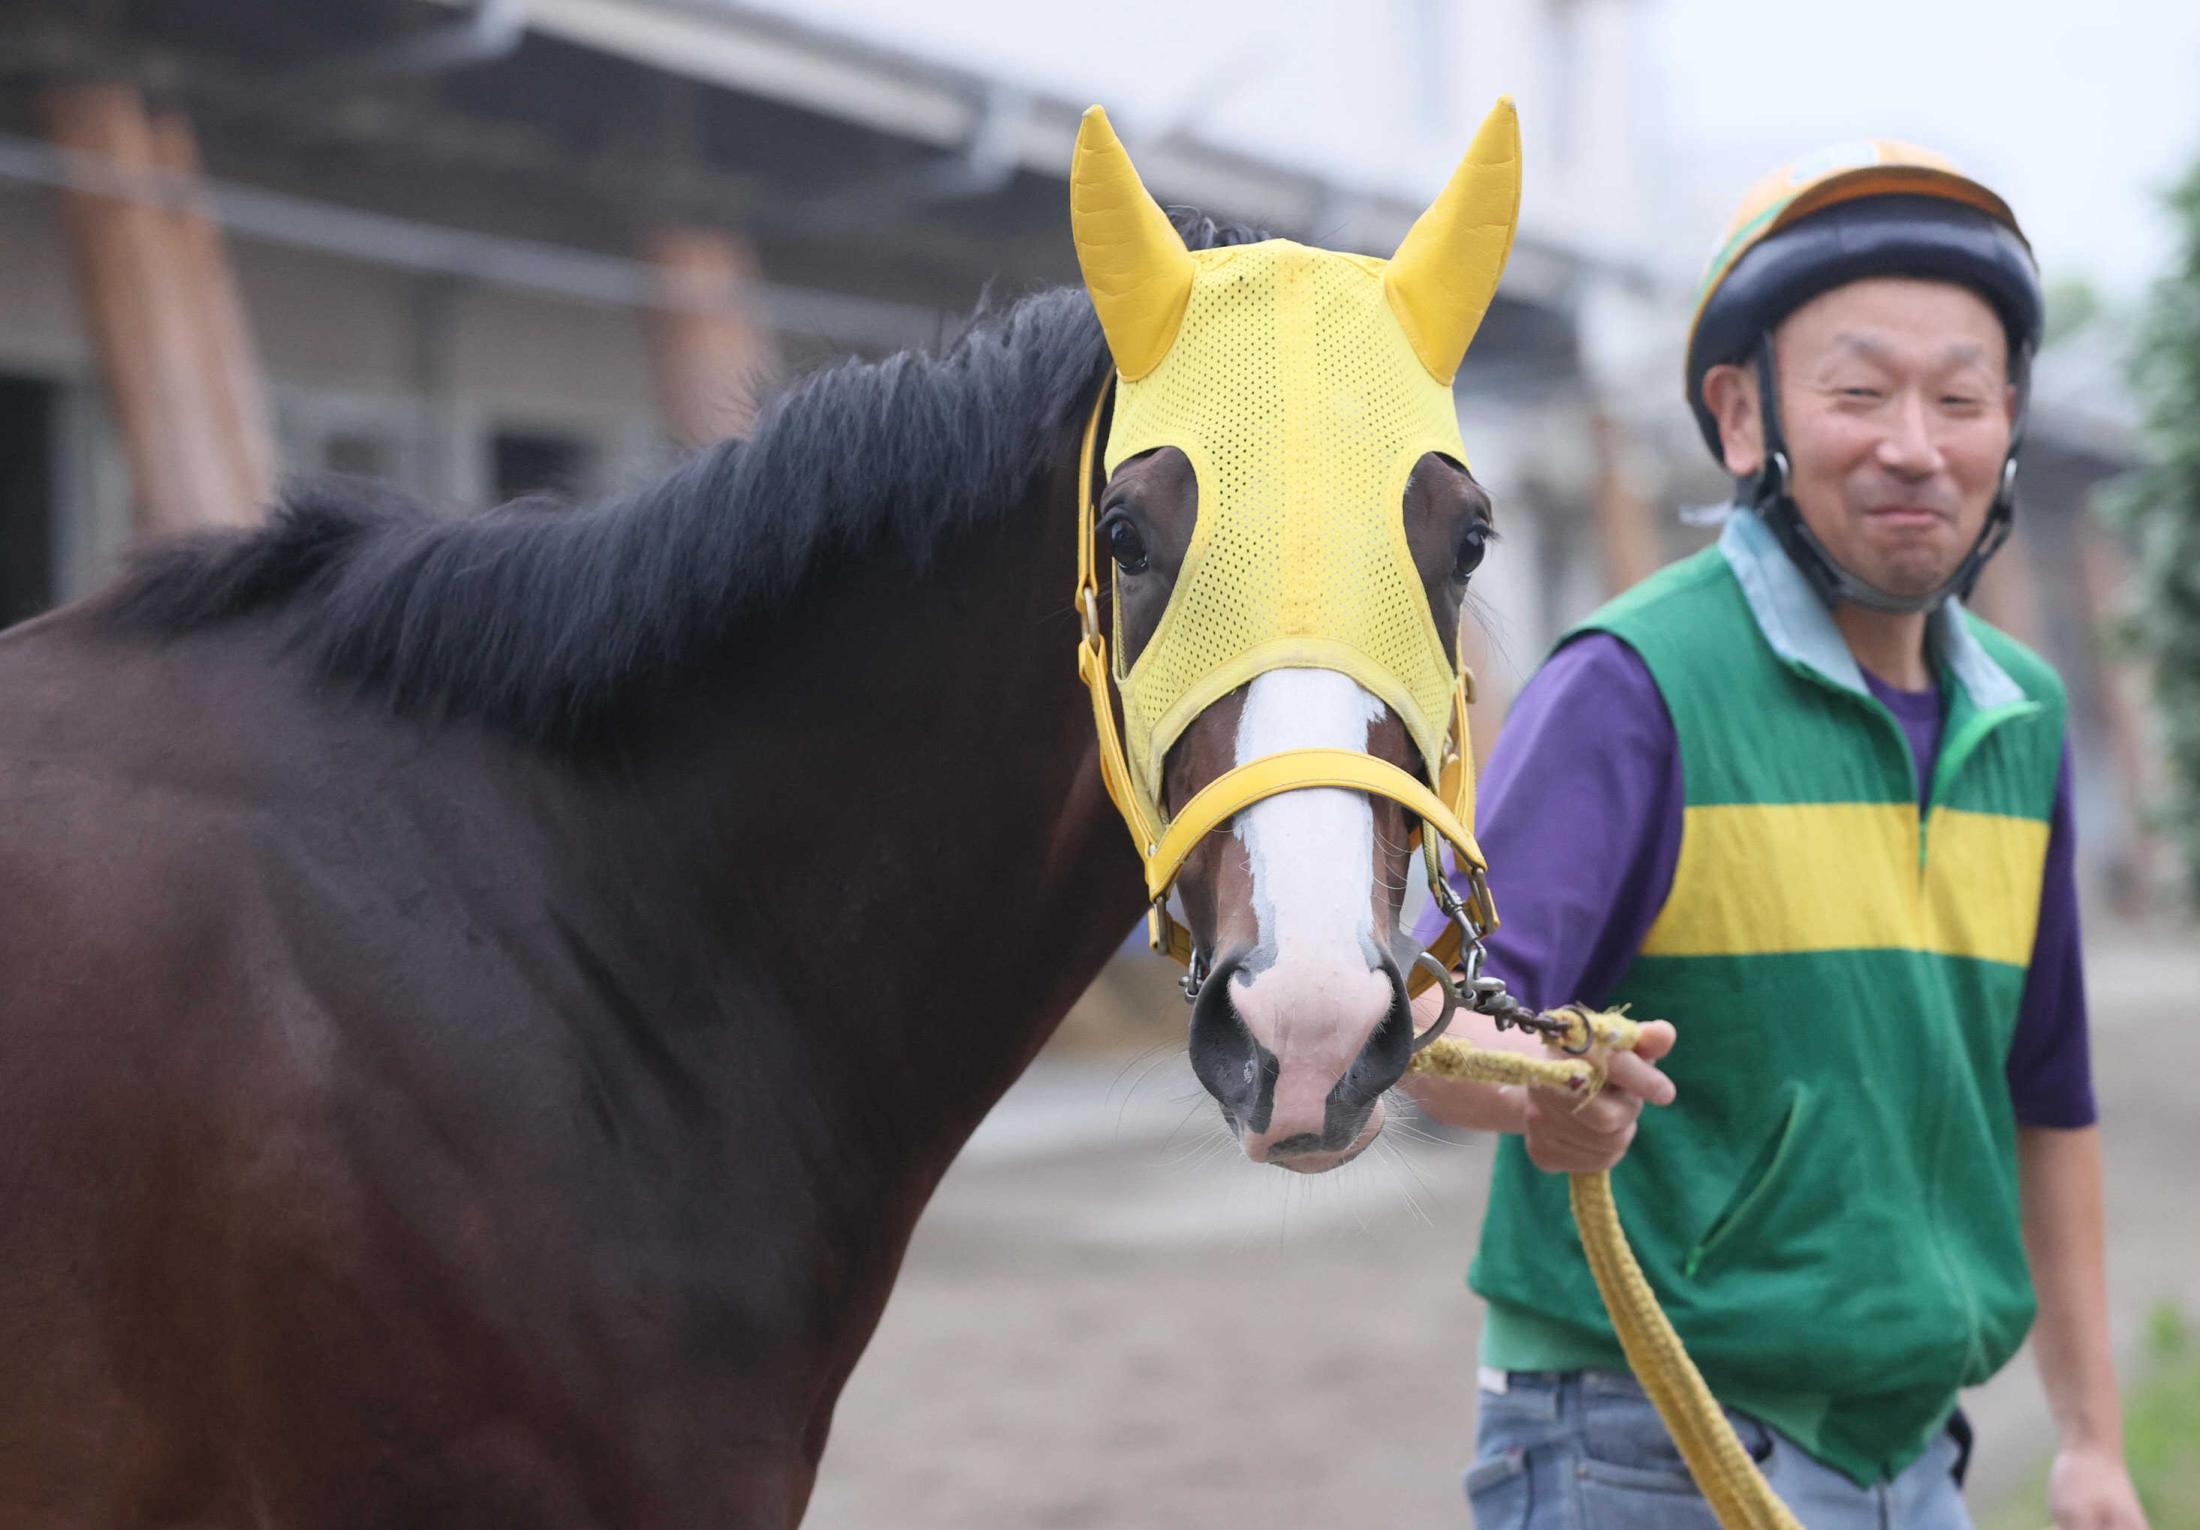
top-left (1472, 972), bottom-right (1576, 1044)
top-left (1180, 947), bottom-right (1209, 1004)
top-left (1409, 953), bottom-right (1460, 1052)
top-left (1421, 856), bottom-right (1578, 1045)
top-left (1425, 849), bottom-right (1494, 953)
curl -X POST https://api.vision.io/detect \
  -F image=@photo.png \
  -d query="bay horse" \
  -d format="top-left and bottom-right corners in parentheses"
top-left (0, 169), bottom-right (1506, 1530)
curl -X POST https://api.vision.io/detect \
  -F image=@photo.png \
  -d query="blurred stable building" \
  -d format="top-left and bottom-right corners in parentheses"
top-left (0, 0), bottom-right (2159, 903)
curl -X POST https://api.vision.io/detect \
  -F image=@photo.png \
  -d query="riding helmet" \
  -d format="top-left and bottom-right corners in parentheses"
top-left (1684, 141), bottom-right (2044, 463)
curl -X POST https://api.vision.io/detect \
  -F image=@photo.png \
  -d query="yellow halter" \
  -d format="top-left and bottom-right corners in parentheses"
top-left (1067, 100), bottom-right (1521, 992)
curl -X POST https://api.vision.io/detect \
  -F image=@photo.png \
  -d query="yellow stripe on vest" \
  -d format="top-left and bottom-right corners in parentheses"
top-left (1640, 802), bottom-right (2048, 964)
top-left (1923, 806), bottom-right (2051, 966)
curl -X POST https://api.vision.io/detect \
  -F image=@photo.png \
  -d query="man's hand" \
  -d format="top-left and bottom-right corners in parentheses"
top-left (2047, 1442), bottom-right (2149, 1529)
top-left (1522, 1020), bottom-right (1677, 1174)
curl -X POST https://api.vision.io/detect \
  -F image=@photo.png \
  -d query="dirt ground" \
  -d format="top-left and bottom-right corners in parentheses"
top-left (804, 928), bottom-right (2199, 1528)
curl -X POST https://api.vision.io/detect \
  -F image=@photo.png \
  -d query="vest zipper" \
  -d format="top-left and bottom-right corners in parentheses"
top-left (1918, 700), bottom-right (2040, 866)
top-left (1822, 673), bottom-right (2019, 1374)
top-left (1913, 697), bottom-right (2037, 1382)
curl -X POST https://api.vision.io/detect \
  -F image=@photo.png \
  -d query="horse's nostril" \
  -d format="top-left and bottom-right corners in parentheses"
top-left (1187, 952), bottom-right (1276, 1135)
top-left (1350, 959), bottom-right (1416, 1083)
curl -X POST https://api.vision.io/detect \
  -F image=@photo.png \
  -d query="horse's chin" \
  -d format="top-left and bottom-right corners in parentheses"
top-left (1253, 1097), bottom-right (1387, 1175)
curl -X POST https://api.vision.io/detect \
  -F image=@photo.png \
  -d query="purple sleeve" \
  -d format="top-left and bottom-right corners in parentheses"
top-left (1415, 633), bottom-right (1682, 1011)
top-left (2005, 746), bottom-right (2097, 1128)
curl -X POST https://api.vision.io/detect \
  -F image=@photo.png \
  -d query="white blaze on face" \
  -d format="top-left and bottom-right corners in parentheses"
top-left (1230, 669), bottom-right (1396, 1160)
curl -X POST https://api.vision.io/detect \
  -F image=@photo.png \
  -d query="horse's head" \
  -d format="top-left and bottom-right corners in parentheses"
top-left (1071, 102), bottom-right (1520, 1172)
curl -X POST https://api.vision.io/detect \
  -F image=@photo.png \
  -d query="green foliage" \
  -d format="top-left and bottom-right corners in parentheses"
top-left (2125, 1304), bottom-right (2200, 1521)
top-left (2104, 153), bottom-right (2200, 904)
top-left (1984, 1302), bottom-right (2200, 1527)
top-left (2044, 278), bottom-right (2104, 347)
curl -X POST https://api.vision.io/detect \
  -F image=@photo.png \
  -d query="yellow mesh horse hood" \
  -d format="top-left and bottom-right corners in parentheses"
top-left (1071, 101), bottom-right (1522, 827)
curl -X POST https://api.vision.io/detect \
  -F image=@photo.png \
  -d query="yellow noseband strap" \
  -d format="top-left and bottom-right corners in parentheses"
top-left (1150, 750), bottom-right (1484, 905)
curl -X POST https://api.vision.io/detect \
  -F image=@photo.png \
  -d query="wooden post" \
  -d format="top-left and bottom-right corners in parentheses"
top-left (1588, 412), bottom-right (1661, 595)
top-left (149, 111), bottom-right (275, 513)
top-left (1964, 521), bottom-right (2043, 644)
top-left (39, 83), bottom-right (262, 531)
top-left (642, 227), bottom-right (780, 447)
top-left (2074, 510), bottom-right (2161, 910)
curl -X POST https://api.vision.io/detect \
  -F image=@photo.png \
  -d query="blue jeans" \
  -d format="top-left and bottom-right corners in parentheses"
top-left (1465, 1370), bottom-right (1971, 1528)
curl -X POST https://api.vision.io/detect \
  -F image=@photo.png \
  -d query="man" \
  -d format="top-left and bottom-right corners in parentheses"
top-left (1406, 144), bottom-right (2148, 1528)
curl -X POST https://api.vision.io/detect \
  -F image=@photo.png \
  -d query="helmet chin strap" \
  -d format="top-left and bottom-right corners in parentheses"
top-left (1743, 331), bottom-right (2025, 616)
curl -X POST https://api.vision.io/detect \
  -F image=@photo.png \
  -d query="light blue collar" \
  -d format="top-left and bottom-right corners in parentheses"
top-left (1717, 508), bottom-right (2025, 710)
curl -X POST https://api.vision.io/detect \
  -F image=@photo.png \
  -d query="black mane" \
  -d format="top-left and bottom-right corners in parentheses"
top-left (100, 290), bottom-right (1105, 752)
top-left (96, 217), bottom-right (1262, 751)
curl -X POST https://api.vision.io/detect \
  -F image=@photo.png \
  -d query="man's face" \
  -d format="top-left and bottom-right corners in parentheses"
top-left (1709, 277), bottom-right (2015, 600)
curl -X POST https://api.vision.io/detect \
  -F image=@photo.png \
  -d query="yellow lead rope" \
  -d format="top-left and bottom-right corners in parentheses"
top-left (1408, 1011), bottom-right (1803, 1530)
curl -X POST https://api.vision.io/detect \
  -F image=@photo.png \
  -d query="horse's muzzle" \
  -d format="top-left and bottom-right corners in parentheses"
top-left (1187, 949), bottom-right (1414, 1170)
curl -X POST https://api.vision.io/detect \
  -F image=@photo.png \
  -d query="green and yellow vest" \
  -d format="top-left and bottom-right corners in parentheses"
top-left (1471, 509), bottom-right (2066, 1486)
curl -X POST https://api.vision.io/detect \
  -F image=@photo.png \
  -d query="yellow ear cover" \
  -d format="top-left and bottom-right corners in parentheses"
top-left (1070, 106), bottom-right (1196, 381)
top-left (1385, 96), bottom-right (1523, 384)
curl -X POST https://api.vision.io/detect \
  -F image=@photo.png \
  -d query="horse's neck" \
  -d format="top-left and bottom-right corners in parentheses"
top-left (618, 447), bottom-right (1143, 1185)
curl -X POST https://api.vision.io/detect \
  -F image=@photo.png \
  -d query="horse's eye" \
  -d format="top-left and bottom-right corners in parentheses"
top-left (1106, 516), bottom-right (1150, 575)
top-left (1455, 522), bottom-right (1492, 580)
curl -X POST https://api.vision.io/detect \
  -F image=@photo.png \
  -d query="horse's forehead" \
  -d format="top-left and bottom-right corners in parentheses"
top-left (1187, 237), bottom-right (1389, 287)
top-left (1106, 239), bottom-right (1464, 473)
top-left (1101, 237), bottom-right (1469, 825)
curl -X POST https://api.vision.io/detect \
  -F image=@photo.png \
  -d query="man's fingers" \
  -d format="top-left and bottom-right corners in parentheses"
top-left (1630, 1019), bottom-right (1678, 1063)
top-left (1529, 1086), bottom-right (1636, 1137)
top-left (1572, 1093), bottom-right (1637, 1135)
top-left (1605, 1049), bottom-right (1677, 1107)
top-left (1519, 1019), bottom-right (1678, 1175)
top-left (1525, 1113), bottom-right (1637, 1173)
